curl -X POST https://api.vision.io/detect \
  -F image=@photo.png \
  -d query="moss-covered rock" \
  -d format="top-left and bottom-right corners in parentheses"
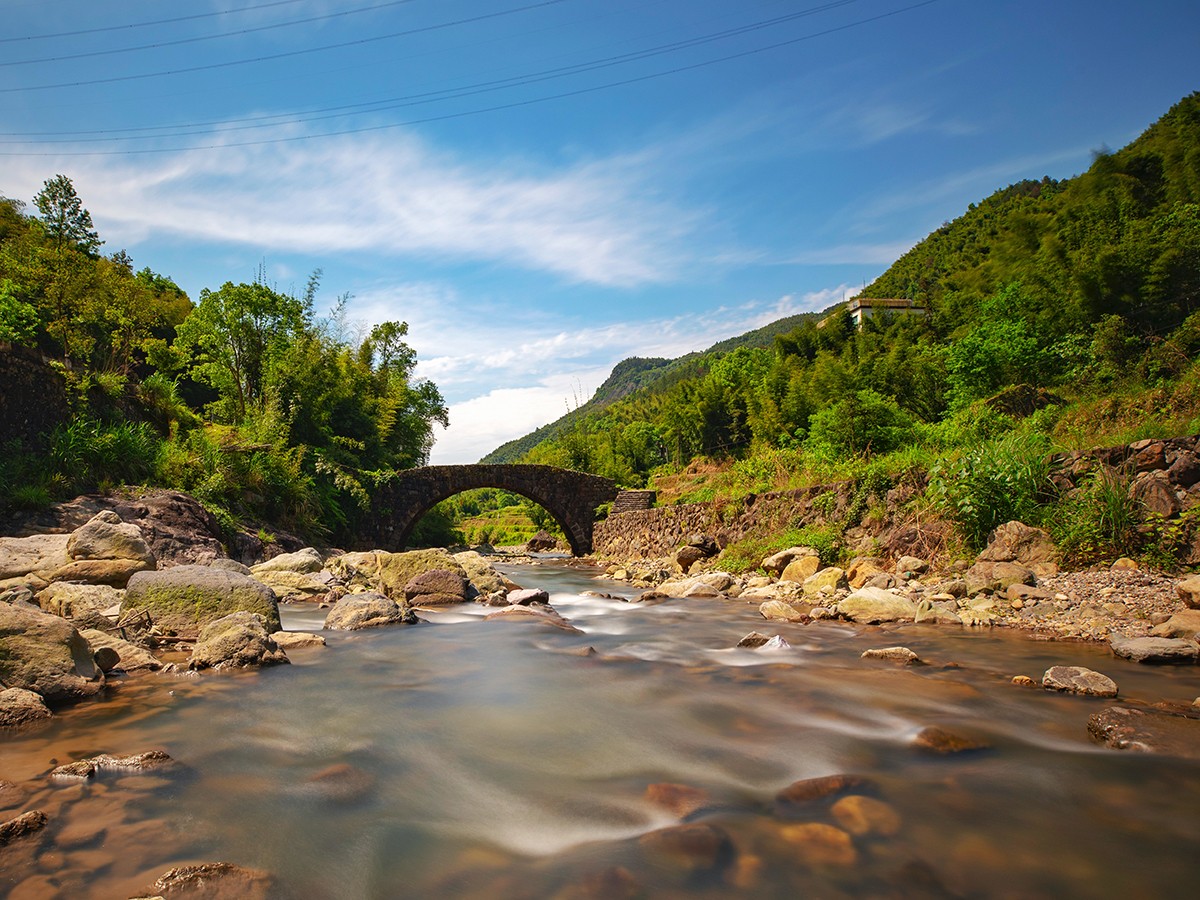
top-left (453, 550), bottom-right (512, 595)
top-left (323, 592), bottom-right (417, 630)
top-left (123, 566), bottom-right (280, 638)
top-left (328, 549), bottom-right (466, 600)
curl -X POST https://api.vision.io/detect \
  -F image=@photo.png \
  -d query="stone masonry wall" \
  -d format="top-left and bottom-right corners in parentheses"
top-left (593, 435), bottom-right (1200, 564)
top-left (0, 344), bottom-right (69, 450)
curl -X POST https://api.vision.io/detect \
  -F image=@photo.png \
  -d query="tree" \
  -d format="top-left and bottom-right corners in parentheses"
top-left (174, 280), bottom-right (310, 422)
top-left (34, 175), bottom-right (101, 254)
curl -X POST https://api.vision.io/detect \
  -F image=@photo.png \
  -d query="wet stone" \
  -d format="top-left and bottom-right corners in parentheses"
top-left (775, 773), bottom-right (870, 813)
top-left (0, 810), bottom-right (48, 846)
top-left (303, 762), bottom-right (376, 804)
top-left (643, 782), bottom-right (712, 819)
top-left (555, 866), bottom-right (643, 900)
top-left (1042, 665), bottom-right (1119, 698)
top-left (1110, 636), bottom-right (1199, 664)
top-left (912, 726), bottom-right (990, 754)
top-left (147, 861), bottom-right (276, 899)
top-left (860, 646), bottom-right (924, 665)
top-left (1088, 705), bottom-right (1200, 758)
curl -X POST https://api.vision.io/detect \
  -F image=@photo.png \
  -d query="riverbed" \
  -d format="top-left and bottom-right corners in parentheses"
top-left (3, 559), bottom-right (1200, 898)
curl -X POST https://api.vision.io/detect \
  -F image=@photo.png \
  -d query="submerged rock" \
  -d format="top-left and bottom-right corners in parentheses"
top-left (271, 631), bottom-right (327, 649)
top-left (775, 773), bottom-right (869, 812)
top-left (1088, 705), bottom-right (1200, 757)
top-left (638, 822), bottom-right (733, 874)
top-left (776, 822), bottom-right (858, 866)
top-left (912, 726), bottom-right (990, 754)
top-left (644, 782), bottom-right (712, 819)
top-left (145, 862), bottom-right (276, 900)
top-left (484, 604), bottom-right (581, 633)
top-left (830, 794), bottom-right (901, 837)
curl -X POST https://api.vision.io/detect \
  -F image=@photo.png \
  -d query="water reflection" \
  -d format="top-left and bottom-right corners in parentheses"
top-left (2, 559), bottom-right (1199, 898)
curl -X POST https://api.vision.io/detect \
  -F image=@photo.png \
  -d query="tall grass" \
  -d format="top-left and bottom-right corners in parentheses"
top-left (48, 417), bottom-right (164, 494)
top-left (928, 431), bottom-right (1055, 550)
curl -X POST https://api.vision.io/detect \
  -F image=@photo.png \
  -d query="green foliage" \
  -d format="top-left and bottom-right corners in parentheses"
top-left (929, 432), bottom-right (1054, 550)
top-left (1051, 468), bottom-right (1141, 568)
top-left (720, 523), bottom-right (845, 574)
top-left (806, 389), bottom-right (915, 459)
top-left (48, 418), bottom-right (164, 495)
top-left (0, 279), bottom-right (38, 344)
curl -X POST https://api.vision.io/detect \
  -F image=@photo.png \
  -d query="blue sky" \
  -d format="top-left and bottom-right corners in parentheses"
top-left (2, 0), bottom-right (1197, 462)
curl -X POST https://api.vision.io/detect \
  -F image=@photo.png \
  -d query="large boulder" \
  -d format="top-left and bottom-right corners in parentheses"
top-left (1150, 610), bottom-right (1200, 640)
top-left (189, 612), bottom-right (289, 670)
top-left (66, 510), bottom-right (156, 567)
top-left (1177, 575), bottom-right (1200, 610)
top-left (123, 566), bottom-right (281, 638)
top-left (802, 567), bottom-right (849, 597)
top-left (453, 550), bottom-right (513, 595)
top-left (323, 592), bottom-right (417, 630)
top-left (526, 530), bottom-right (559, 552)
top-left (0, 604), bottom-right (103, 704)
top-left (976, 520), bottom-right (1058, 574)
top-left (35, 582), bottom-right (122, 630)
top-left (328, 549), bottom-right (467, 600)
top-left (0, 534), bottom-right (70, 584)
top-left (837, 587), bottom-right (918, 624)
top-left (404, 569), bottom-right (469, 605)
top-left (250, 547), bottom-right (323, 575)
top-left (963, 560), bottom-right (1037, 595)
top-left (780, 555), bottom-right (822, 583)
top-left (250, 569), bottom-right (329, 602)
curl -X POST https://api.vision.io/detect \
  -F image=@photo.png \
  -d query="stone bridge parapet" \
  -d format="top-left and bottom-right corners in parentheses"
top-left (358, 464), bottom-right (619, 556)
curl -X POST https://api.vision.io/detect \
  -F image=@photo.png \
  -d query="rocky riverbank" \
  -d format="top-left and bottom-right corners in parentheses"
top-left (596, 520), bottom-right (1200, 656)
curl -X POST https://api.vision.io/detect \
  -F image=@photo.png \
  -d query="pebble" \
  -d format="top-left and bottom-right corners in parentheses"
top-left (912, 726), bottom-right (990, 754)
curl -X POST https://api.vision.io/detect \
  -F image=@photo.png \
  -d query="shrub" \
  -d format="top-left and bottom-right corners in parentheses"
top-left (1050, 467), bottom-right (1140, 567)
top-left (806, 389), bottom-right (915, 459)
top-left (929, 431), bottom-right (1054, 550)
top-left (48, 417), bottom-right (163, 494)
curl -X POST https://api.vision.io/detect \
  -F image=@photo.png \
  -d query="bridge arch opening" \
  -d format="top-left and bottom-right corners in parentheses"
top-left (360, 465), bottom-right (618, 557)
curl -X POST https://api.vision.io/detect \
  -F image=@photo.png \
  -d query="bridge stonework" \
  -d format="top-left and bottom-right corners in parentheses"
top-left (357, 464), bottom-right (619, 556)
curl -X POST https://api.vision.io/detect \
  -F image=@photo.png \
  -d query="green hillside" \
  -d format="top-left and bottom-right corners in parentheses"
top-left (481, 313), bottom-right (825, 464)
top-left (494, 93), bottom-right (1200, 564)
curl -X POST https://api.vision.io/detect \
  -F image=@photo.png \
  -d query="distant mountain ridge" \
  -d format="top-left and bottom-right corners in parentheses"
top-left (480, 312), bottom-right (825, 462)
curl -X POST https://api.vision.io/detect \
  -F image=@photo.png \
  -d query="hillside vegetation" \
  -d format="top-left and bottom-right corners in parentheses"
top-left (496, 92), bottom-right (1200, 568)
top-left (0, 177), bottom-right (447, 543)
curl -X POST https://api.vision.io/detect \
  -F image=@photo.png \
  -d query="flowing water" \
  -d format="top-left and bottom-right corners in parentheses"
top-left (3, 559), bottom-right (1200, 899)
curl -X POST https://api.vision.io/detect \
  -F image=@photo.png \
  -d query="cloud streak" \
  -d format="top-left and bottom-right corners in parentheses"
top-left (3, 129), bottom-right (696, 287)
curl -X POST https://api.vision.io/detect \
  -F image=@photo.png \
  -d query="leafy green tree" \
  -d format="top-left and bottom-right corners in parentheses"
top-left (806, 389), bottom-right (914, 458)
top-left (174, 280), bottom-right (310, 421)
top-left (34, 175), bottom-right (101, 255)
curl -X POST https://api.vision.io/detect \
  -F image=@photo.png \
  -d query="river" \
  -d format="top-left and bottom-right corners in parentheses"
top-left (3, 558), bottom-right (1200, 898)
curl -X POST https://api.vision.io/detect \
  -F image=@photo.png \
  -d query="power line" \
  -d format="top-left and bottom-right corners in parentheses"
top-left (1, 1), bottom-right (423, 68)
top-left (0, 0), bottom-right (571, 93)
top-left (0, 0), bottom-right (861, 143)
top-left (0, 1), bottom-right (941, 158)
top-left (1, 0), bottom-right (317, 44)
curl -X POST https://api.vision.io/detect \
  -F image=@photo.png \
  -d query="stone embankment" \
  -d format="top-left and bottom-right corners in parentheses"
top-left (594, 435), bottom-right (1200, 565)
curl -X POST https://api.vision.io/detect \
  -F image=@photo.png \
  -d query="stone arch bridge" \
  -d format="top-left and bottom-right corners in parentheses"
top-left (357, 464), bottom-right (619, 556)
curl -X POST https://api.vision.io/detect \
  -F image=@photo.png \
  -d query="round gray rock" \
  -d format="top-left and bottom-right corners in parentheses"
top-left (0, 604), bottom-right (103, 704)
top-left (189, 612), bottom-right (289, 670)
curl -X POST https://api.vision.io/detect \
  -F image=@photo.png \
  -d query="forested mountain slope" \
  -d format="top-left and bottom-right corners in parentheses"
top-left (500, 92), bottom-right (1200, 490)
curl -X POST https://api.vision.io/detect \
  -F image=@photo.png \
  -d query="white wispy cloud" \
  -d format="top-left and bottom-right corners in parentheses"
top-left (415, 284), bottom-right (853, 464)
top-left (2, 130), bottom-right (695, 287)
